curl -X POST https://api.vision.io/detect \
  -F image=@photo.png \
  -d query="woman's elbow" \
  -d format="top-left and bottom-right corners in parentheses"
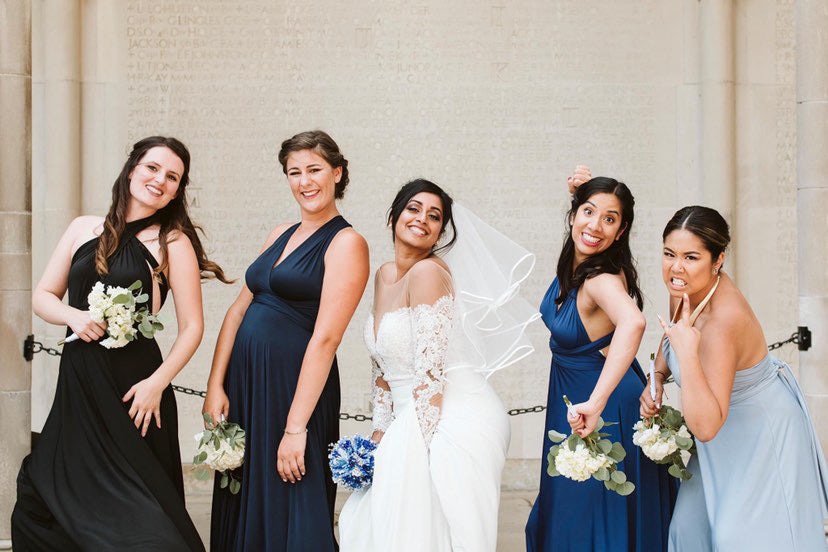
top-left (688, 421), bottom-right (722, 443)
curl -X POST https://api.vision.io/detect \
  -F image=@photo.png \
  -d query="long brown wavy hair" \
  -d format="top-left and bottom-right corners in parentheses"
top-left (95, 136), bottom-right (232, 283)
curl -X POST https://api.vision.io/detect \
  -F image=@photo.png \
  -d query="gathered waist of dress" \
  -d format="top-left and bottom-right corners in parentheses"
top-left (551, 350), bottom-right (607, 371)
top-left (388, 380), bottom-right (414, 410)
top-left (250, 293), bottom-right (315, 332)
top-left (730, 354), bottom-right (787, 405)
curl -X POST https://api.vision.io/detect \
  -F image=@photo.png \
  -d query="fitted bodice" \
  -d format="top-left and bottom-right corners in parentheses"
top-left (662, 339), bottom-right (784, 405)
top-left (68, 216), bottom-right (169, 315)
top-left (540, 278), bottom-right (613, 370)
top-left (243, 215), bottom-right (351, 332)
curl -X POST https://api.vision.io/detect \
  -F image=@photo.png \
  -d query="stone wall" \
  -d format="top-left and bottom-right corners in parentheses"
top-left (28, 1), bottom-right (806, 493)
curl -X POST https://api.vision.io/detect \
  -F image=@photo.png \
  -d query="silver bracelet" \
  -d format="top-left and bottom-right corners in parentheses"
top-left (284, 428), bottom-right (308, 435)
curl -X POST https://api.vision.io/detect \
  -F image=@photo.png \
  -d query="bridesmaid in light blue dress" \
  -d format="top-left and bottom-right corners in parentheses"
top-left (642, 206), bottom-right (828, 551)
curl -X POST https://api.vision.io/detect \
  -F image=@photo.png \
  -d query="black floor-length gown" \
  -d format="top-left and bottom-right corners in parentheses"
top-left (12, 216), bottom-right (204, 551)
top-left (210, 215), bottom-right (349, 551)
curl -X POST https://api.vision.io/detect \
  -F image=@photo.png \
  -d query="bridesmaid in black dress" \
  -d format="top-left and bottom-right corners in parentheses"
top-left (205, 130), bottom-right (369, 551)
top-left (12, 136), bottom-right (231, 550)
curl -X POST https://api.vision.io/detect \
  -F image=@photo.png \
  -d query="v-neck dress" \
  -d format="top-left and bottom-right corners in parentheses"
top-left (210, 215), bottom-right (351, 552)
top-left (12, 216), bottom-right (204, 551)
top-left (526, 278), bottom-right (677, 552)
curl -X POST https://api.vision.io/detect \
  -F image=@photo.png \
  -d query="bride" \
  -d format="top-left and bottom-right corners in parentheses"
top-left (338, 179), bottom-right (539, 551)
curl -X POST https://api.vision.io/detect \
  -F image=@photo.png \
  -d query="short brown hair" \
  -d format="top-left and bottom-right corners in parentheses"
top-left (278, 130), bottom-right (350, 199)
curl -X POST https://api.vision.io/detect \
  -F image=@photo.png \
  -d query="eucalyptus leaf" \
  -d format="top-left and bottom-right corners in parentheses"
top-left (220, 473), bottom-right (229, 489)
top-left (594, 466), bottom-right (609, 481)
top-left (611, 470), bottom-right (627, 484)
top-left (548, 430), bottom-right (567, 443)
top-left (194, 467), bottom-right (211, 481)
top-left (568, 438), bottom-right (578, 452)
top-left (196, 450), bottom-right (208, 463)
top-left (617, 481), bottom-right (636, 496)
top-left (112, 293), bottom-right (131, 305)
top-left (128, 280), bottom-right (143, 291)
top-left (135, 293), bottom-right (149, 304)
top-left (152, 321), bottom-right (164, 331)
top-left (668, 464), bottom-right (683, 479)
top-left (547, 456), bottom-right (560, 477)
top-left (675, 436), bottom-right (693, 449)
top-left (608, 442), bottom-right (627, 462)
top-left (597, 439), bottom-right (612, 454)
top-left (203, 413), bottom-right (215, 426)
top-left (594, 417), bottom-right (604, 431)
top-left (229, 478), bottom-right (241, 494)
top-left (604, 479), bottom-right (619, 491)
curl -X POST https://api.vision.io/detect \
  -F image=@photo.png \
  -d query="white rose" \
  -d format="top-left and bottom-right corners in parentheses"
top-left (677, 425), bottom-right (691, 439)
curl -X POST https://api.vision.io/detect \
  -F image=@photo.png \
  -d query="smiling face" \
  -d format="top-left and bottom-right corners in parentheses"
top-left (393, 192), bottom-right (445, 252)
top-left (285, 149), bottom-right (342, 215)
top-left (662, 228), bottom-right (724, 297)
top-left (570, 192), bottom-right (626, 264)
top-left (127, 146), bottom-right (184, 212)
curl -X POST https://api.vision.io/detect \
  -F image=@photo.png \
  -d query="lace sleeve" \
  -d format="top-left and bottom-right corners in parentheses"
top-left (370, 357), bottom-right (394, 434)
top-left (411, 296), bottom-right (454, 447)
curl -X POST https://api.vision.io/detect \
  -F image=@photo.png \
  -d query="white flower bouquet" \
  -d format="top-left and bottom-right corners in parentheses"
top-left (193, 413), bottom-right (246, 494)
top-left (547, 396), bottom-right (635, 496)
top-left (632, 405), bottom-right (695, 480)
top-left (60, 279), bottom-right (163, 349)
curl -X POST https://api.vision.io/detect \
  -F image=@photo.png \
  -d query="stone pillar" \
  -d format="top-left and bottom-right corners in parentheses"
top-left (700, 0), bottom-right (737, 278)
top-left (0, 0), bottom-right (32, 546)
top-left (797, 0), bottom-right (828, 458)
top-left (30, 0), bottom-right (82, 432)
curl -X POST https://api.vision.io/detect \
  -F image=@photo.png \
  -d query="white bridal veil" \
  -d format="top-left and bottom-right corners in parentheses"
top-left (436, 204), bottom-right (541, 378)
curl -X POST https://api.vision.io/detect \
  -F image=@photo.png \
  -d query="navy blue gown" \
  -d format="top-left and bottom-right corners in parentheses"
top-left (525, 278), bottom-right (677, 552)
top-left (210, 216), bottom-right (350, 551)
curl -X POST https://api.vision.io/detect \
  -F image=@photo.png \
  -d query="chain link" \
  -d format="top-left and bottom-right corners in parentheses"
top-left (22, 327), bottom-right (810, 420)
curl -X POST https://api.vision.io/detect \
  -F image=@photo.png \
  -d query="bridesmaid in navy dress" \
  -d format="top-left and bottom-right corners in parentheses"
top-left (526, 168), bottom-right (676, 552)
top-left (205, 130), bottom-right (369, 551)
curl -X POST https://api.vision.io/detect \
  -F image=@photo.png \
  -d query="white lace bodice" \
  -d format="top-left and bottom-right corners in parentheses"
top-left (365, 295), bottom-right (455, 447)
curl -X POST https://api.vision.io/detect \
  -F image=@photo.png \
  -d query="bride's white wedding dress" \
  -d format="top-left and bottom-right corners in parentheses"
top-left (338, 204), bottom-right (540, 551)
top-left (338, 263), bottom-right (510, 551)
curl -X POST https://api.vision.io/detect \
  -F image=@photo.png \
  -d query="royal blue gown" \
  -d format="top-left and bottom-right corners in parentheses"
top-left (526, 278), bottom-right (677, 552)
top-left (211, 215), bottom-right (350, 551)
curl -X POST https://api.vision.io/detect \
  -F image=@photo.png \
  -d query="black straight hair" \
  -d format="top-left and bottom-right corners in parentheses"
top-left (387, 179), bottom-right (458, 253)
top-left (662, 205), bottom-right (730, 262)
top-left (556, 177), bottom-right (643, 310)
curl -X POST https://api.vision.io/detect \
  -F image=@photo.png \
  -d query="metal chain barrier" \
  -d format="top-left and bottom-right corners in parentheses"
top-left (22, 326), bottom-right (813, 420)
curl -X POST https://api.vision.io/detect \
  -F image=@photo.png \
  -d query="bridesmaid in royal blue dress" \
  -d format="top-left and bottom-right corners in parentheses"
top-left (204, 131), bottom-right (369, 551)
top-left (526, 168), bottom-right (677, 552)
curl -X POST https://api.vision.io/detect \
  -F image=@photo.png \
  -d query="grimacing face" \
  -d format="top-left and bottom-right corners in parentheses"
top-left (662, 228), bottom-right (724, 298)
top-left (285, 149), bottom-right (341, 215)
top-left (570, 192), bottom-right (625, 263)
top-left (394, 192), bottom-right (445, 252)
top-left (128, 146), bottom-right (184, 211)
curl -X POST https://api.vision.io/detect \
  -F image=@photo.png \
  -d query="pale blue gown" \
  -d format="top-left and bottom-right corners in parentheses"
top-left (664, 339), bottom-right (828, 551)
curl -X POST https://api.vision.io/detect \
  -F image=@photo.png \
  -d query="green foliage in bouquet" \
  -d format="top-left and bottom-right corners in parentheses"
top-left (634, 405), bottom-right (696, 481)
top-left (546, 396), bottom-right (635, 496)
top-left (193, 413), bottom-right (246, 494)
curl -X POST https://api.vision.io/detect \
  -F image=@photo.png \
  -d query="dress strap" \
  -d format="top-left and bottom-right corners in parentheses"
top-left (670, 276), bottom-right (720, 326)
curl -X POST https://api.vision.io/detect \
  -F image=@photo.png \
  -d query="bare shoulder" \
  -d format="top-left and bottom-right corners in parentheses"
top-left (582, 271), bottom-right (627, 297)
top-left (70, 215), bottom-right (105, 236)
top-left (329, 226), bottom-right (368, 254)
top-left (409, 257), bottom-right (452, 284)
